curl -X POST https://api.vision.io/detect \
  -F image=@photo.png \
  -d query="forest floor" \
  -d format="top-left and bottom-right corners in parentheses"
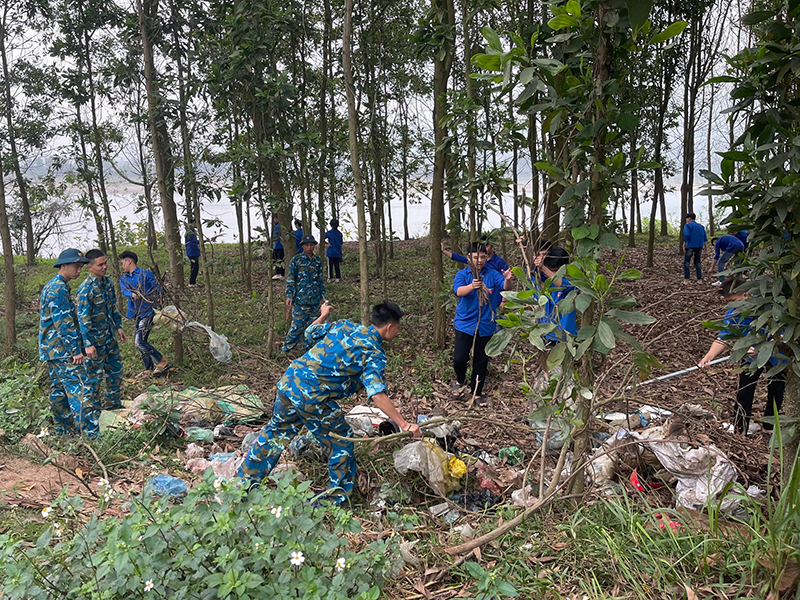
top-left (0, 235), bottom-right (796, 599)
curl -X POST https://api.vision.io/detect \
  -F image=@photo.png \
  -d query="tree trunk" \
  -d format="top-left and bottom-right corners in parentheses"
top-left (138, 0), bottom-right (183, 363)
top-left (317, 0), bottom-right (332, 259)
top-left (783, 368), bottom-right (799, 478)
top-left (0, 157), bottom-right (15, 355)
top-left (429, 0), bottom-right (455, 347)
top-left (706, 85), bottom-right (715, 237)
top-left (628, 133), bottom-right (638, 248)
top-left (343, 0), bottom-right (369, 324)
top-left (0, 12), bottom-right (34, 266)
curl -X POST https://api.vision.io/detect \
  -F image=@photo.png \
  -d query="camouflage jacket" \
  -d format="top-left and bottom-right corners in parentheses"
top-left (285, 252), bottom-right (325, 307)
top-left (77, 274), bottom-right (124, 349)
top-left (39, 273), bottom-right (83, 361)
top-left (278, 320), bottom-right (387, 405)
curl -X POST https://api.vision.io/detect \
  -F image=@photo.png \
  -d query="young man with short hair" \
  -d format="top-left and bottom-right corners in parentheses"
top-left (283, 234), bottom-right (326, 353)
top-left (119, 251), bottom-right (170, 377)
top-left (325, 218), bottom-right (343, 282)
top-left (185, 224), bottom-right (201, 287)
top-left (452, 242), bottom-right (514, 406)
top-left (441, 238), bottom-right (509, 273)
top-left (271, 215), bottom-right (285, 280)
top-left (77, 249), bottom-right (128, 410)
top-left (711, 233), bottom-right (746, 286)
top-left (536, 248), bottom-right (578, 344)
top-left (239, 301), bottom-right (422, 505)
top-left (39, 248), bottom-right (97, 436)
top-left (682, 212), bottom-right (707, 285)
top-left (293, 219), bottom-right (304, 253)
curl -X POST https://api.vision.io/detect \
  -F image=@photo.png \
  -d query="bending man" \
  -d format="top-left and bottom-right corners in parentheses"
top-left (239, 301), bottom-right (422, 505)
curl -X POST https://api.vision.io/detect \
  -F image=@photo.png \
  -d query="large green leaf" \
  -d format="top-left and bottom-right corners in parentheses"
top-left (606, 309), bottom-right (656, 325)
top-left (597, 319), bottom-right (616, 350)
top-left (548, 15), bottom-right (579, 30)
top-left (618, 269), bottom-right (642, 280)
top-left (650, 20), bottom-right (687, 44)
top-left (741, 10), bottom-right (774, 25)
top-left (483, 27), bottom-right (502, 51)
top-left (599, 232), bottom-right (621, 249)
top-left (546, 342), bottom-right (567, 371)
top-left (625, 0), bottom-right (653, 31)
top-left (486, 326), bottom-right (517, 357)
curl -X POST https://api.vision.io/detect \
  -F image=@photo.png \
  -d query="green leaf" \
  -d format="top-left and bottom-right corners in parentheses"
top-left (495, 580), bottom-right (519, 597)
top-left (755, 341), bottom-right (775, 369)
top-left (486, 326), bottom-right (517, 357)
top-left (472, 53), bottom-right (502, 72)
top-left (597, 319), bottom-right (616, 350)
top-left (512, 266), bottom-right (528, 281)
top-left (619, 269), bottom-right (642, 280)
top-left (575, 292), bottom-right (592, 313)
top-left (546, 342), bottom-right (566, 371)
top-left (625, 0), bottom-right (653, 31)
top-left (572, 225), bottom-right (590, 240)
top-left (548, 15), bottom-right (579, 30)
top-left (616, 112), bottom-right (639, 132)
top-left (741, 10), bottom-right (774, 25)
top-left (464, 561), bottom-right (486, 579)
top-left (565, 0), bottom-right (581, 17)
top-left (532, 58), bottom-right (566, 76)
top-left (483, 27), bottom-right (502, 51)
top-left (721, 158), bottom-right (733, 181)
top-left (599, 232), bottom-right (621, 249)
top-left (650, 20), bottom-right (687, 44)
top-left (605, 309), bottom-right (656, 325)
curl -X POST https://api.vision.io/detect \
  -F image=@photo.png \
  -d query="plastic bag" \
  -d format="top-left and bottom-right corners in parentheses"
top-left (153, 305), bottom-right (187, 331)
top-left (148, 474), bottom-right (188, 498)
top-left (185, 457), bottom-right (212, 474)
top-left (184, 321), bottom-right (232, 364)
top-left (241, 431), bottom-right (259, 454)
top-left (185, 426), bottom-right (214, 443)
top-left (209, 453), bottom-right (244, 479)
top-left (185, 442), bottom-right (205, 459)
top-left (289, 434), bottom-right (318, 459)
top-left (393, 439), bottom-right (464, 496)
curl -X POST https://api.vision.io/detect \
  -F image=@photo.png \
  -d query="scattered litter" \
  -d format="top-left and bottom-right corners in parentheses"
top-left (444, 509), bottom-right (461, 524)
top-left (213, 424), bottom-right (232, 438)
top-left (289, 434), bottom-right (319, 459)
top-left (449, 488), bottom-right (503, 512)
top-left (721, 421), bottom-right (761, 435)
top-left (185, 427), bottom-right (214, 443)
top-left (476, 460), bottom-right (522, 495)
top-left (183, 321), bottom-right (232, 363)
top-left (271, 461), bottom-right (305, 483)
top-left (654, 512), bottom-right (681, 532)
top-left (130, 385), bottom-right (264, 428)
top-left (429, 502), bottom-right (450, 517)
top-left (454, 523), bottom-right (476, 540)
top-left (370, 482), bottom-right (411, 509)
top-left (345, 405), bottom-right (389, 437)
top-left (631, 426), bottom-right (738, 512)
top-left (209, 453), bottom-right (244, 479)
top-left (398, 539), bottom-right (422, 568)
top-left (512, 485), bottom-right (537, 507)
top-left (681, 404), bottom-right (713, 417)
top-left (393, 439), bottom-right (464, 496)
top-left (498, 446), bottom-right (524, 466)
top-left (629, 468), bottom-right (666, 492)
top-left (241, 431), bottom-right (259, 453)
top-left (530, 418), bottom-right (569, 453)
top-left (378, 420), bottom-right (400, 435)
top-left (185, 457), bottom-right (211, 474)
top-left (148, 474), bottom-right (188, 498)
top-left (153, 305), bottom-right (187, 331)
top-left (185, 443), bottom-right (205, 459)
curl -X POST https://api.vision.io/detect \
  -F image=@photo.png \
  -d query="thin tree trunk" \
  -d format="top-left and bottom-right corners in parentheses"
top-left (0, 163), bottom-right (15, 355)
top-left (706, 85), bottom-right (715, 237)
top-left (343, 0), bottom-right (369, 323)
top-left (75, 109), bottom-right (106, 252)
top-left (629, 133), bottom-right (638, 248)
top-left (138, 0), bottom-right (183, 363)
top-left (401, 102), bottom-right (410, 241)
top-left (317, 0), bottom-right (331, 259)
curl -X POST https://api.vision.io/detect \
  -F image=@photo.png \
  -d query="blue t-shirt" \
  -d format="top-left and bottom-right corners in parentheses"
top-left (326, 229), bottom-right (343, 258)
top-left (734, 230), bottom-right (749, 249)
top-left (538, 277), bottom-right (578, 341)
top-left (453, 267), bottom-right (506, 337)
top-left (294, 228), bottom-right (303, 252)
top-left (714, 234), bottom-right (745, 260)
top-left (683, 221), bottom-right (707, 249)
top-left (185, 233), bottom-right (200, 258)
top-left (272, 222), bottom-right (283, 250)
top-left (450, 252), bottom-right (509, 273)
top-left (120, 267), bottom-right (161, 319)
top-left (719, 308), bottom-right (785, 366)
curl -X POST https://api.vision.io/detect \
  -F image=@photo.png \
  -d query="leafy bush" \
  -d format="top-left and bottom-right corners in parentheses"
top-left (0, 472), bottom-right (399, 599)
top-left (0, 358), bottom-right (48, 442)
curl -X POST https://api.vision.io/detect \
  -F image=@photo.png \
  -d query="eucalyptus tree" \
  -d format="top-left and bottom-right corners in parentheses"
top-left (0, 158), bottom-right (14, 354)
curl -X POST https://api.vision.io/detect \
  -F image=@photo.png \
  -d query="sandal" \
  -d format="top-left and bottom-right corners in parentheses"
top-left (135, 370), bottom-right (152, 379)
top-left (476, 397), bottom-right (489, 408)
top-left (152, 363), bottom-right (173, 377)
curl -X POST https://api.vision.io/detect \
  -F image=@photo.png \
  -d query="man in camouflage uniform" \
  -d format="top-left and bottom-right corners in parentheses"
top-left (39, 248), bottom-right (97, 437)
top-left (77, 249), bottom-right (128, 410)
top-left (239, 301), bottom-right (422, 505)
top-left (282, 234), bottom-right (326, 353)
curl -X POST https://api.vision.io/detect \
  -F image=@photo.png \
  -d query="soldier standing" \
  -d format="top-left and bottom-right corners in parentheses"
top-left (39, 249), bottom-right (97, 437)
top-left (282, 234), bottom-right (326, 354)
top-left (77, 249), bottom-right (128, 410)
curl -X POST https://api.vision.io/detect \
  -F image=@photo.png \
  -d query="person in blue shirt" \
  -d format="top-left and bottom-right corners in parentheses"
top-left (733, 229), bottom-right (749, 250)
top-left (185, 223), bottom-right (201, 287)
top-left (77, 249), bottom-right (128, 410)
top-left (325, 218), bottom-right (344, 282)
top-left (441, 238), bottom-right (509, 273)
top-left (699, 276), bottom-right (784, 434)
top-left (711, 234), bottom-right (746, 285)
top-left (238, 301), bottom-right (422, 505)
top-left (537, 248), bottom-right (577, 343)
top-left (682, 213), bottom-right (707, 285)
top-left (293, 219), bottom-right (304, 253)
top-left (271, 215), bottom-right (285, 280)
top-left (452, 242), bottom-right (514, 407)
top-left (119, 250), bottom-right (170, 377)
top-left (283, 234), bottom-right (326, 353)
top-left (39, 248), bottom-right (97, 436)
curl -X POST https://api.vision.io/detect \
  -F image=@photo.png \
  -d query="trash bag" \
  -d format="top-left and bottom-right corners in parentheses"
top-left (185, 426), bottom-right (214, 443)
top-left (345, 405), bottom-right (389, 437)
top-left (289, 434), bottom-right (319, 459)
top-left (184, 321), bottom-right (232, 364)
top-left (209, 453), bottom-right (244, 479)
top-left (148, 474), bottom-right (188, 498)
top-left (153, 306), bottom-right (187, 331)
top-left (393, 439), bottom-right (464, 496)
top-left (449, 488), bottom-right (503, 512)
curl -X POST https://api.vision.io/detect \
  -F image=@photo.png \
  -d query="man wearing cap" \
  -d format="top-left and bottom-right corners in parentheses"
top-left (39, 248), bottom-right (98, 437)
top-left (282, 233), bottom-right (325, 353)
top-left (77, 249), bottom-right (128, 410)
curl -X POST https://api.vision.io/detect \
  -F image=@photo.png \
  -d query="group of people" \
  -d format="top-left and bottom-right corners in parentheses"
top-left (270, 217), bottom-right (343, 283)
top-left (682, 212), bottom-right (749, 286)
top-left (39, 248), bottom-right (169, 438)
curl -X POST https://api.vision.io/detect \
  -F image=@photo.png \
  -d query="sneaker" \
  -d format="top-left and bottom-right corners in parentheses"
top-left (451, 382), bottom-right (464, 394)
top-left (272, 274), bottom-right (284, 280)
top-left (334, 278), bottom-right (340, 283)
top-left (711, 281), bottom-right (722, 287)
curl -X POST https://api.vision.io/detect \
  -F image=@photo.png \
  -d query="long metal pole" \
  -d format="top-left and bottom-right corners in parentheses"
top-left (625, 356), bottom-right (731, 391)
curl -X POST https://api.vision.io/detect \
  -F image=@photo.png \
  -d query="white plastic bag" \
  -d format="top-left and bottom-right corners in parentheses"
top-left (184, 321), bottom-right (232, 363)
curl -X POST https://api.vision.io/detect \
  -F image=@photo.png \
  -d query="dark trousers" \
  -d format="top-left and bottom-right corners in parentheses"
top-left (189, 256), bottom-right (199, 285)
top-left (453, 330), bottom-right (493, 397)
top-left (735, 365), bottom-right (785, 434)
top-left (272, 248), bottom-right (285, 276)
top-left (327, 256), bottom-right (341, 279)
top-left (683, 247), bottom-right (702, 280)
top-left (134, 315), bottom-right (163, 371)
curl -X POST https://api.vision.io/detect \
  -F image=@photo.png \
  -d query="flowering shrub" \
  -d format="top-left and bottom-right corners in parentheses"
top-left (0, 473), bottom-right (397, 599)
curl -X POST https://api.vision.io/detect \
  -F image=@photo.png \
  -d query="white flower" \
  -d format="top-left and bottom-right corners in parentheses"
top-left (335, 557), bottom-right (346, 572)
top-left (37, 427), bottom-right (49, 438)
top-left (41, 506), bottom-right (52, 519)
top-left (213, 477), bottom-right (224, 490)
top-left (137, 535), bottom-right (143, 541)
top-left (271, 506), bottom-right (282, 519)
top-left (98, 478), bottom-right (110, 489)
top-left (53, 523), bottom-right (63, 537)
top-left (144, 580), bottom-right (154, 592)
top-left (104, 492), bottom-right (113, 503)
top-left (290, 550), bottom-right (305, 566)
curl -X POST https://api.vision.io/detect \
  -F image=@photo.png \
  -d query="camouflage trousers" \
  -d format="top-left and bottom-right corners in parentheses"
top-left (86, 341), bottom-right (124, 410)
top-left (238, 390), bottom-right (356, 505)
top-left (46, 359), bottom-right (100, 438)
top-left (282, 304), bottom-right (317, 353)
